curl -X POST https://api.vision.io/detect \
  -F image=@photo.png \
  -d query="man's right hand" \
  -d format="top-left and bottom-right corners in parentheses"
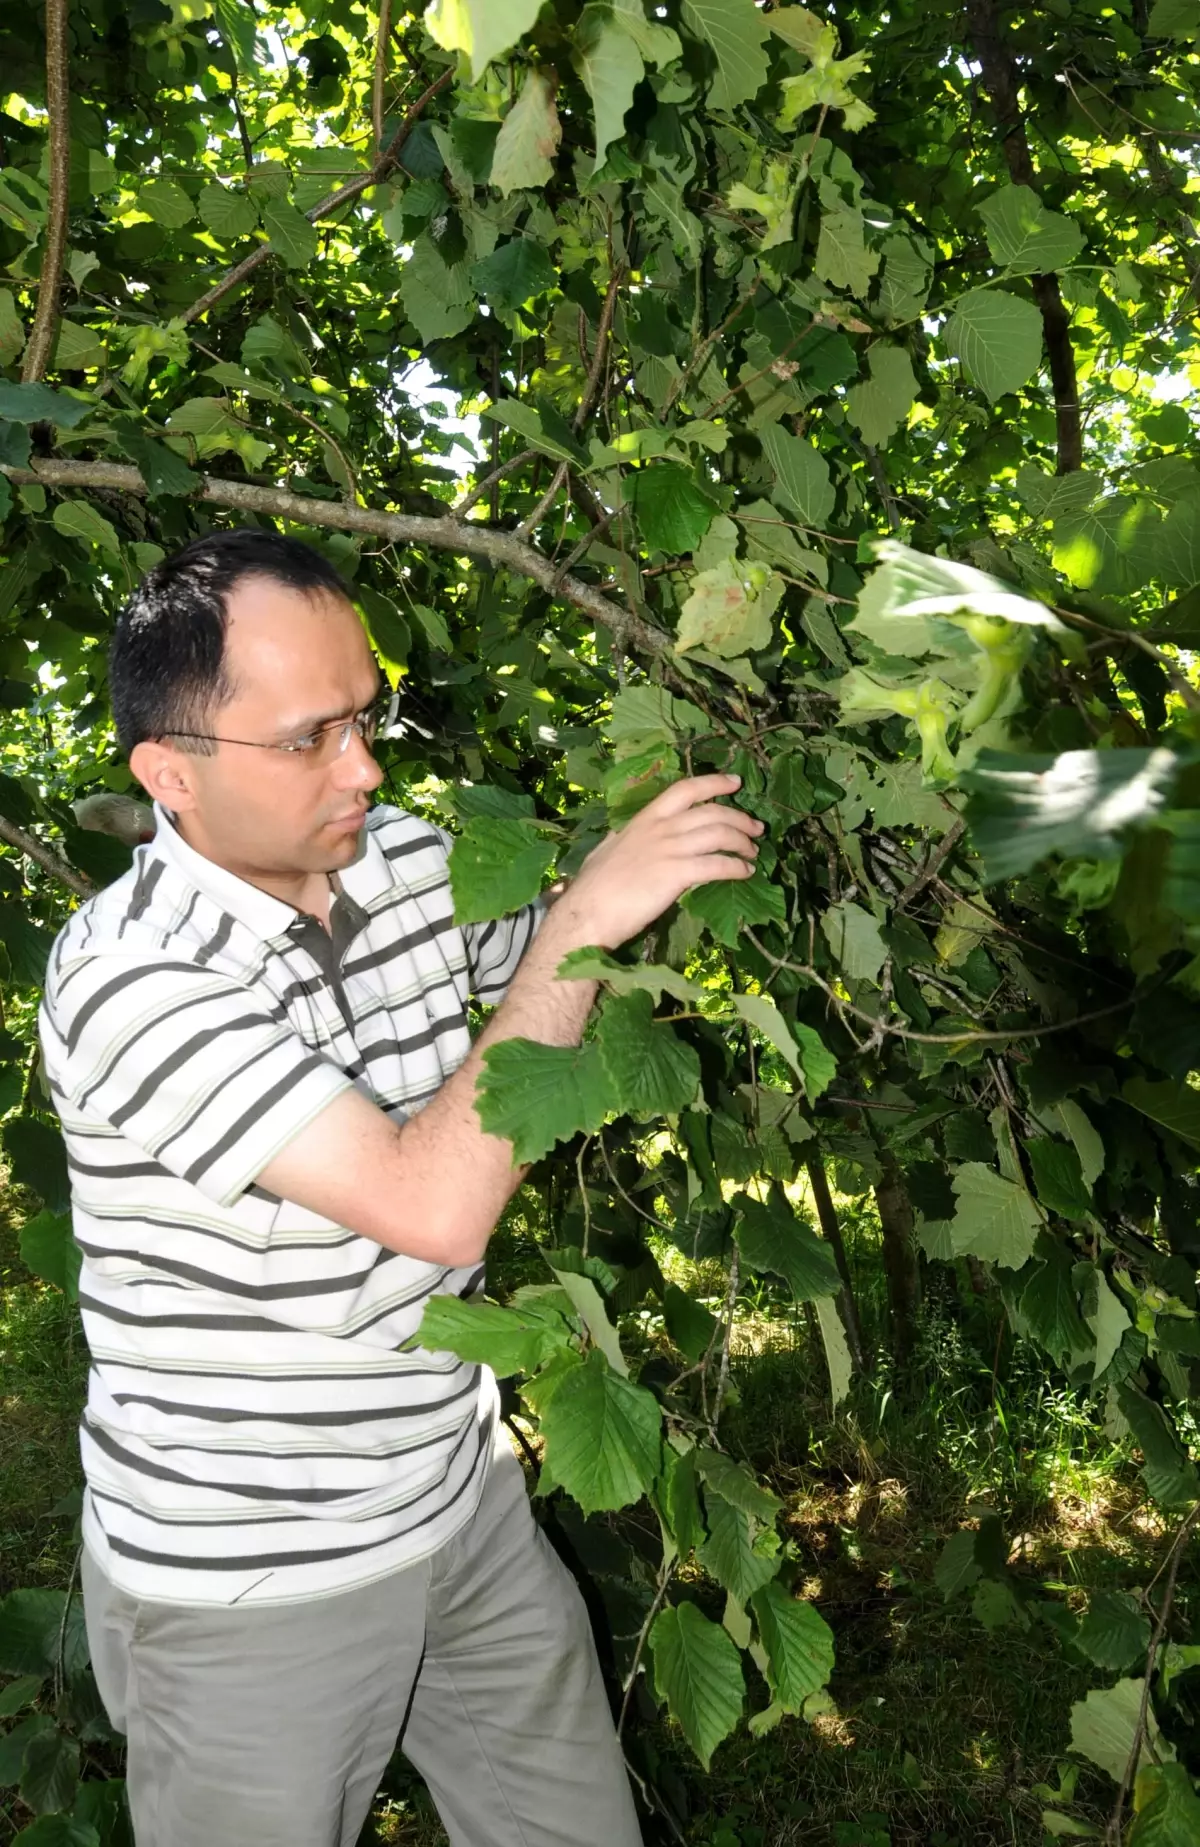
top-left (550, 773), bottom-right (764, 954)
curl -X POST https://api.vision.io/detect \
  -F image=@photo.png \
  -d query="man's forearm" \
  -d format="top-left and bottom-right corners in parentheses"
top-left (384, 899), bottom-right (599, 1265)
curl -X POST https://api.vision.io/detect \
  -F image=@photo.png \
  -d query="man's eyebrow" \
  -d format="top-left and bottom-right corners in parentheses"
top-left (277, 680), bottom-right (385, 736)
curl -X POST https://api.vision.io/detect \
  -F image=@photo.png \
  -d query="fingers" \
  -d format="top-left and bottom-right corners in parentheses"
top-left (669, 806), bottom-right (763, 844)
top-left (643, 772), bottom-right (743, 817)
top-left (683, 853), bottom-right (760, 886)
top-left (669, 819), bottom-right (760, 860)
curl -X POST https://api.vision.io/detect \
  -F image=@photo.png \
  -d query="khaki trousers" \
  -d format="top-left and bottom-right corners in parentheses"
top-left (82, 1442), bottom-right (642, 1847)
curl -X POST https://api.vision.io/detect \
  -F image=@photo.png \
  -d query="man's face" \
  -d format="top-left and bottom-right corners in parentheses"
top-left (145, 575), bottom-right (385, 879)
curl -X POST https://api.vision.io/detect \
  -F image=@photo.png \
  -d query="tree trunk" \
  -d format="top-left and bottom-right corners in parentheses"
top-left (874, 1157), bottom-right (921, 1371)
top-left (805, 1153), bottom-right (868, 1375)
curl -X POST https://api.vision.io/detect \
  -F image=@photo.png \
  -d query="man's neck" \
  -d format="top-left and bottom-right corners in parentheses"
top-left (170, 813), bottom-right (336, 926)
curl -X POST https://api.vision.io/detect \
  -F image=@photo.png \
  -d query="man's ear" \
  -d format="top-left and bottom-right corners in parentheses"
top-left (129, 739), bottom-right (201, 813)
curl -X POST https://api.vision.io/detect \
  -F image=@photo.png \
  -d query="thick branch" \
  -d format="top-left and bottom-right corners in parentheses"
top-left (966, 0), bottom-right (1082, 474)
top-left (0, 459), bottom-right (672, 656)
top-left (0, 814), bottom-right (92, 899)
top-left (22, 0), bottom-right (71, 384)
top-left (181, 68), bottom-right (454, 325)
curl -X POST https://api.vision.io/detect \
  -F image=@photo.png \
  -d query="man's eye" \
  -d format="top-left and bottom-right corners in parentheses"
top-left (286, 733), bottom-right (319, 753)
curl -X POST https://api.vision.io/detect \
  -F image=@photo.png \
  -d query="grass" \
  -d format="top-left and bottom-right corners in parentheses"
top-left (0, 1179), bottom-right (1187, 1847)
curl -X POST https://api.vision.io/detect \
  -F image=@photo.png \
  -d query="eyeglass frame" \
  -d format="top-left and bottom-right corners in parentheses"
top-left (160, 686), bottom-right (399, 762)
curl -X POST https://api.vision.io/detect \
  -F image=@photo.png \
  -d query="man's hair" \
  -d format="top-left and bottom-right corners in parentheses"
top-left (108, 528), bottom-right (351, 755)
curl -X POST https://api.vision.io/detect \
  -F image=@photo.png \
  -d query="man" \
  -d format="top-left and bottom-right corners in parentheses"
top-left (39, 528), bottom-right (763, 1847)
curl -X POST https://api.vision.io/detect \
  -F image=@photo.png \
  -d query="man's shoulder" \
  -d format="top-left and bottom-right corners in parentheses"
top-left (45, 844), bottom-right (208, 995)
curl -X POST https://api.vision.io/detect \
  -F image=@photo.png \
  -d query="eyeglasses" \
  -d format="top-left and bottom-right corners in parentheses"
top-left (165, 690), bottom-right (399, 764)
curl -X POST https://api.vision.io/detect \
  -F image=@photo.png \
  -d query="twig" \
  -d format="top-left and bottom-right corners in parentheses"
top-left (371, 0), bottom-right (393, 154)
top-left (1108, 1503), bottom-right (1200, 1843)
top-left (659, 276), bottom-right (759, 421)
top-left (617, 1556), bottom-right (676, 1739)
top-left (514, 460), bottom-right (568, 540)
top-left (709, 1248), bottom-right (740, 1443)
top-left (22, 0), bottom-right (71, 383)
top-left (0, 459), bottom-right (673, 656)
top-left (180, 68), bottom-right (454, 324)
top-left (1053, 604), bottom-right (1200, 713)
top-left (574, 267), bottom-right (624, 432)
top-left (452, 446), bottom-right (538, 517)
top-left (575, 1135), bottom-right (594, 1258)
top-left (0, 813), bottom-right (92, 898)
top-left (896, 817), bottom-right (966, 909)
top-left (741, 926), bottom-right (1133, 1047)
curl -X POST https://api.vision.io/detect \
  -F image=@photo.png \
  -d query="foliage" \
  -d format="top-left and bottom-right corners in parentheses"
top-left (2, 0), bottom-right (1200, 1835)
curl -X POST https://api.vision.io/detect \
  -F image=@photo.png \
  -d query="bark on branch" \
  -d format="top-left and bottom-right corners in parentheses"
top-left (0, 458), bottom-right (672, 656)
top-left (22, 0), bottom-right (71, 384)
top-left (967, 0), bottom-right (1083, 474)
top-left (0, 814), bottom-right (92, 899)
top-left (181, 67), bottom-right (454, 325)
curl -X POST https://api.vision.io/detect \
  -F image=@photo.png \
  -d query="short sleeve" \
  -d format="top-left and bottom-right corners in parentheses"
top-left (463, 900), bottom-right (545, 1005)
top-left (40, 953), bottom-right (354, 1208)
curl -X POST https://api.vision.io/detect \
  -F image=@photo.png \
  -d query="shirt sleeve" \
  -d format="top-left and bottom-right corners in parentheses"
top-left (40, 951), bottom-right (354, 1208)
top-left (462, 899), bottom-right (546, 1005)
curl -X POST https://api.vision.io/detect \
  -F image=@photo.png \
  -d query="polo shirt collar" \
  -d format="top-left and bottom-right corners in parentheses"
top-left (150, 804), bottom-right (402, 936)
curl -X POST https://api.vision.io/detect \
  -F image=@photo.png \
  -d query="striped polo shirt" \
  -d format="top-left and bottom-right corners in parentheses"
top-left (39, 803), bottom-right (540, 1607)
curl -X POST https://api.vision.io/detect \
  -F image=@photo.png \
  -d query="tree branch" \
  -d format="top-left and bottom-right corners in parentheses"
top-left (180, 67), bottom-right (454, 325)
top-left (966, 0), bottom-right (1082, 474)
top-left (0, 458), bottom-right (672, 656)
top-left (22, 0), bottom-right (71, 384)
top-left (372, 0), bottom-right (393, 154)
top-left (0, 814), bottom-right (92, 899)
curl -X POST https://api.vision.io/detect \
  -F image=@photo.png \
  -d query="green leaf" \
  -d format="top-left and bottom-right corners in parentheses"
top-left (845, 343), bottom-right (917, 447)
top-left (11, 1816), bottom-right (100, 1847)
top-left (660, 1445), bottom-right (706, 1555)
top-left (138, 179), bottom-right (194, 229)
top-left (0, 1714), bottom-right (53, 1787)
top-left (977, 184), bottom-right (1084, 274)
top-left (1083, 1269), bottom-right (1130, 1380)
top-left (490, 69), bottom-right (562, 196)
top-left (630, 463), bottom-right (715, 555)
top-left (198, 181), bottom-right (258, 239)
top-left (751, 1580), bottom-right (835, 1711)
top-left (538, 1349), bottom-right (661, 1512)
top-left (51, 500), bottom-right (119, 556)
top-left (0, 383), bottom-right (91, 427)
top-left (730, 992), bottom-right (808, 1086)
top-left (556, 948), bottom-right (702, 1004)
top-left (946, 1163), bottom-right (1042, 1269)
top-left (1076, 1591), bottom-right (1151, 1674)
top-left (760, 424), bottom-right (835, 529)
top-left (469, 238), bottom-right (556, 313)
top-left (935, 1528), bottom-right (983, 1598)
top-left (549, 1265), bottom-right (627, 1376)
top-left (483, 398), bottom-right (589, 467)
top-left (50, 321), bottom-right (104, 370)
top-left (115, 429), bottom-right (200, 499)
top-left (0, 903), bottom-right (56, 987)
top-left (662, 1282), bottom-right (719, 1362)
top-left (611, 0), bottom-right (682, 66)
top-left (0, 1676), bottom-right (43, 1719)
top-left (474, 1039), bottom-right (615, 1164)
top-left (575, 4), bottom-right (644, 171)
top-left (681, 865), bottom-right (787, 945)
top-left (19, 1728), bottom-right (79, 1817)
top-left (1122, 1075), bottom-right (1200, 1152)
top-left (1129, 1765), bottom-right (1200, 1844)
top-left (1041, 1098), bottom-right (1105, 1189)
top-left (733, 1191), bottom-right (841, 1299)
top-left (680, 0), bottom-right (771, 112)
top-left (260, 198), bottom-right (319, 269)
top-left (18, 1212), bottom-right (79, 1300)
top-left (698, 1495), bottom-right (779, 1605)
top-left (448, 816), bottom-right (556, 925)
top-left (1, 1119), bottom-right (70, 1216)
top-left (415, 1292), bottom-right (569, 1377)
top-left (815, 1294), bottom-right (853, 1409)
top-left (1070, 1678), bottom-right (1161, 1784)
top-left (696, 1449), bottom-right (782, 1522)
top-left (595, 990), bottom-right (702, 1118)
top-left (944, 289), bottom-right (1044, 402)
top-left (820, 899), bottom-right (887, 982)
top-left (213, 0), bottom-right (258, 69)
top-left (962, 748), bottom-right (1178, 883)
top-left (1019, 1252), bottom-right (1090, 1366)
top-left (424, 0), bottom-right (544, 78)
top-left (0, 1590), bottom-right (87, 1679)
top-left (1156, 499), bottom-right (1200, 588)
top-left (649, 1601), bottom-right (745, 1767)
top-left (676, 558), bottom-right (781, 657)
top-left (814, 204), bottom-right (879, 297)
top-left (1148, 0), bottom-right (1200, 34)
top-left (1025, 1137), bottom-right (1092, 1220)
top-left (1116, 1381), bottom-right (1199, 1506)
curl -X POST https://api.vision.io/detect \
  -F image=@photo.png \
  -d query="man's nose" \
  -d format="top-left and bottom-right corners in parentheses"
top-left (332, 730), bottom-right (384, 792)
